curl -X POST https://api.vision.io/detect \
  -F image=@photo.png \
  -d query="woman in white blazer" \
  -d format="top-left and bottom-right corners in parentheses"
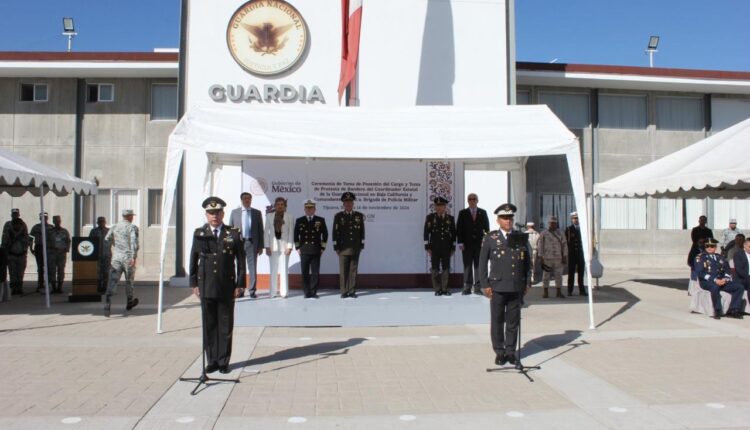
top-left (264, 197), bottom-right (295, 297)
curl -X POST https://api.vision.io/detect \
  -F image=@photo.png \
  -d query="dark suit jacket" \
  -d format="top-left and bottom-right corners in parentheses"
top-left (733, 251), bottom-right (750, 289)
top-left (478, 230), bottom-right (530, 293)
top-left (189, 224), bottom-right (246, 300)
top-left (456, 207), bottom-right (489, 249)
top-left (565, 225), bottom-right (584, 255)
top-left (294, 215), bottom-right (328, 255)
top-left (228, 206), bottom-right (264, 249)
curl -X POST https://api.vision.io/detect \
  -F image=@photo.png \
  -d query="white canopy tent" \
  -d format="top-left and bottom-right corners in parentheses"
top-left (157, 104), bottom-right (596, 332)
top-left (594, 117), bottom-right (750, 199)
top-left (0, 148), bottom-right (97, 307)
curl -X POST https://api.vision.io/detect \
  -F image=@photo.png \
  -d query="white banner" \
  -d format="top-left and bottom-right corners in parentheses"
top-left (242, 159), bottom-right (464, 274)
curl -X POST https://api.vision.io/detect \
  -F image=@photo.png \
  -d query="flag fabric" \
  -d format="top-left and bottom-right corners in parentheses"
top-left (338, 0), bottom-right (363, 105)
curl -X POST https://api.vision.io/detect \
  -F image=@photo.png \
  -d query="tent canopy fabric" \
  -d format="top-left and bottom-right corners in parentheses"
top-left (158, 104), bottom-right (595, 332)
top-left (594, 117), bottom-right (750, 199)
top-left (0, 148), bottom-right (97, 197)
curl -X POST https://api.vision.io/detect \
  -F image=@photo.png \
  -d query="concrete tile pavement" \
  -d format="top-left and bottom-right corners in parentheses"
top-left (1, 269), bottom-right (750, 429)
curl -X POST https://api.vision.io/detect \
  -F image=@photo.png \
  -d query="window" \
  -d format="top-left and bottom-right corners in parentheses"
top-left (81, 189), bottom-right (138, 226)
top-left (19, 83), bottom-right (48, 102)
top-left (148, 189), bottom-right (176, 226)
top-left (151, 84), bottom-right (178, 121)
top-left (87, 83), bottom-right (114, 102)
top-left (600, 198), bottom-right (647, 229)
top-left (539, 92), bottom-right (590, 129)
top-left (516, 90), bottom-right (531, 105)
top-left (711, 200), bottom-right (750, 231)
top-left (599, 94), bottom-right (647, 129)
top-left (656, 96), bottom-right (703, 131)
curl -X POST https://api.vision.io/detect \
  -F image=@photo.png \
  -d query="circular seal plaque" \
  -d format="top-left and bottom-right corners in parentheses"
top-left (77, 240), bottom-right (95, 257)
top-left (227, 0), bottom-right (308, 76)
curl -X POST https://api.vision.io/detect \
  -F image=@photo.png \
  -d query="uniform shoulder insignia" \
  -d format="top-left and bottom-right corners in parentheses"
top-left (228, 226), bottom-right (240, 232)
top-left (489, 230), bottom-right (498, 239)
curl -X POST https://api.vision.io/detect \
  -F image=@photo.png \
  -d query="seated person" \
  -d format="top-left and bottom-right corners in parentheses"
top-left (727, 234), bottom-right (745, 270)
top-left (732, 237), bottom-right (750, 295)
top-left (694, 238), bottom-right (744, 319)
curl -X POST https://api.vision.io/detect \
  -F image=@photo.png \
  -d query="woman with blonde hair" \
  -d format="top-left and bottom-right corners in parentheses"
top-left (264, 197), bottom-right (294, 298)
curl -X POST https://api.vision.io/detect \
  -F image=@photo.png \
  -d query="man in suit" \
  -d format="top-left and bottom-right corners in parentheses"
top-left (565, 212), bottom-right (588, 297)
top-left (333, 192), bottom-right (365, 298)
top-left (732, 237), bottom-right (750, 298)
top-left (695, 238), bottom-right (744, 320)
top-left (479, 203), bottom-right (530, 366)
top-left (456, 193), bottom-right (489, 295)
top-left (294, 199), bottom-right (328, 299)
top-left (424, 196), bottom-right (457, 296)
top-left (228, 192), bottom-right (264, 298)
top-left (190, 197), bottom-right (246, 374)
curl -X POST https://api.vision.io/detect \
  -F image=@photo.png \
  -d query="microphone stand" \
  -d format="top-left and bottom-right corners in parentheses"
top-left (179, 298), bottom-right (239, 395)
top-left (486, 293), bottom-right (540, 382)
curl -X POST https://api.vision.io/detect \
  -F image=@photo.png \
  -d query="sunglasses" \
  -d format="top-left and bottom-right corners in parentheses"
top-left (705, 245), bottom-right (717, 248)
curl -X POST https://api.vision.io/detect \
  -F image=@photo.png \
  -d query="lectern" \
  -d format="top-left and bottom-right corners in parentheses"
top-left (69, 236), bottom-right (102, 302)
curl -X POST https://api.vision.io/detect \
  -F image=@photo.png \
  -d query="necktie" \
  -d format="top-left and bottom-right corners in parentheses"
top-left (308, 216), bottom-right (312, 222)
top-left (471, 208), bottom-right (476, 221)
top-left (214, 228), bottom-right (220, 239)
top-left (244, 210), bottom-right (251, 239)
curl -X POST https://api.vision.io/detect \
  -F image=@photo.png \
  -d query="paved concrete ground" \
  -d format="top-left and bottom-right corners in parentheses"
top-left (0, 270), bottom-right (749, 429)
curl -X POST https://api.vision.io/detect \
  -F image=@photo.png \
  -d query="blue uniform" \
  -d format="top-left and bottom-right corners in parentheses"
top-left (694, 251), bottom-right (744, 314)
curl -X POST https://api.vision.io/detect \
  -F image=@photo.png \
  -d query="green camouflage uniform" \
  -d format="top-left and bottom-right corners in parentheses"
top-left (104, 220), bottom-right (139, 303)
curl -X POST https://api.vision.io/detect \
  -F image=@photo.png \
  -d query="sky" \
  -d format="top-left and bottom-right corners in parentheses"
top-left (1, 0), bottom-right (748, 72)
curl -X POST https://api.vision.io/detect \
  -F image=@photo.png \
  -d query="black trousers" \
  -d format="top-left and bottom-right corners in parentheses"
top-left (430, 250), bottom-right (451, 292)
top-left (699, 280), bottom-right (744, 313)
top-left (300, 252), bottom-right (321, 296)
top-left (201, 297), bottom-right (235, 367)
top-left (490, 291), bottom-right (521, 355)
top-left (461, 245), bottom-right (481, 290)
top-left (567, 251), bottom-right (585, 293)
top-left (338, 250), bottom-right (360, 294)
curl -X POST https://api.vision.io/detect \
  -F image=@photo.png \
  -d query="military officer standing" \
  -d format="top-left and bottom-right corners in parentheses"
top-left (89, 217), bottom-right (111, 293)
top-left (190, 197), bottom-right (246, 374)
top-left (294, 199), bottom-right (328, 299)
top-left (333, 192), bottom-right (365, 298)
top-left (1, 209), bottom-right (30, 295)
top-left (694, 237), bottom-right (745, 319)
top-left (479, 203), bottom-right (531, 366)
top-left (424, 197), bottom-right (457, 296)
top-left (48, 215), bottom-right (71, 294)
top-left (29, 212), bottom-right (52, 293)
top-left (104, 209), bottom-right (139, 317)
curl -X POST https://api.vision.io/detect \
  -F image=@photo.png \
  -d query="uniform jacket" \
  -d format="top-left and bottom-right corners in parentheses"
top-left (89, 226), bottom-right (111, 258)
top-left (189, 224), bottom-right (246, 300)
top-left (565, 225), bottom-right (583, 255)
top-left (732, 251), bottom-right (750, 289)
top-left (228, 206), bottom-right (265, 249)
top-left (105, 221), bottom-right (139, 260)
top-left (423, 213), bottom-right (457, 252)
top-left (264, 211), bottom-right (294, 252)
top-left (694, 252), bottom-right (732, 288)
top-left (456, 207), bottom-right (489, 249)
top-left (30, 222), bottom-right (52, 254)
top-left (479, 230), bottom-right (530, 293)
top-left (538, 229), bottom-right (567, 261)
top-left (49, 226), bottom-right (71, 253)
top-left (333, 211), bottom-right (365, 252)
top-left (2, 219), bottom-right (30, 256)
top-left (294, 215), bottom-right (328, 255)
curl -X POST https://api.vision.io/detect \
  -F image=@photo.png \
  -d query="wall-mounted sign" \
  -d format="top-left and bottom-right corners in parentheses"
top-left (226, 0), bottom-right (309, 77)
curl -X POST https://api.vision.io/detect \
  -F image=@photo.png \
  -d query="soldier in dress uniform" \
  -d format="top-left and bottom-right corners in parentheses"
top-left (88, 217), bottom-right (111, 293)
top-left (333, 192), bottom-right (365, 298)
top-left (479, 203), bottom-right (531, 366)
top-left (424, 196), bottom-right (457, 296)
top-left (565, 212), bottom-right (588, 297)
top-left (190, 197), bottom-right (246, 374)
top-left (48, 215), bottom-right (71, 294)
top-left (103, 209), bottom-right (139, 317)
top-left (694, 237), bottom-right (745, 319)
top-left (294, 199), bottom-right (328, 299)
top-left (2, 209), bottom-right (30, 295)
top-left (29, 212), bottom-right (52, 293)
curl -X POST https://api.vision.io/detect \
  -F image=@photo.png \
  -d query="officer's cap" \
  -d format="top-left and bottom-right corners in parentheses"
top-left (303, 199), bottom-right (316, 208)
top-left (433, 196), bottom-right (449, 206)
top-left (548, 215), bottom-right (559, 223)
top-left (10, 208), bottom-right (19, 214)
top-left (121, 209), bottom-right (135, 216)
top-left (704, 238), bottom-right (720, 247)
top-left (526, 221), bottom-right (535, 226)
top-left (39, 212), bottom-right (48, 218)
top-left (201, 197), bottom-right (226, 212)
top-left (494, 203), bottom-right (517, 217)
top-left (570, 211), bottom-right (578, 218)
top-left (730, 218), bottom-right (737, 224)
top-left (341, 192), bottom-right (356, 201)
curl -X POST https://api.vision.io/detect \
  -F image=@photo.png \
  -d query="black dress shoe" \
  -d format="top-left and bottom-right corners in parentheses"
top-left (350, 292), bottom-right (357, 298)
top-left (435, 291), bottom-right (441, 296)
top-left (103, 304), bottom-right (111, 318)
top-left (443, 291), bottom-right (452, 296)
top-left (312, 294), bottom-right (319, 299)
top-left (495, 354), bottom-right (508, 366)
top-left (205, 363), bottom-right (219, 373)
top-left (726, 310), bottom-right (744, 319)
top-left (219, 366), bottom-right (230, 374)
top-left (461, 289), bottom-right (471, 295)
top-left (473, 288), bottom-right (483, 295)
top-left (341, 293), bottom-right (348, 299)
top-left (249, 292), bottom-right (257, 298)
top-left (712, 310), bottom-right (722, 320)
top-left (506, 353), bottom-right (517, 365)
top-left (126, 298), bottom-right (139, 311)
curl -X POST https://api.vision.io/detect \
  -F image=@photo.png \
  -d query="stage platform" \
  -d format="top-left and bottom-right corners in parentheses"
top-left (234, 289), bottom-right (490, 327)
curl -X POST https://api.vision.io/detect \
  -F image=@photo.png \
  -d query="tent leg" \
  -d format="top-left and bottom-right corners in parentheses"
top-left (39, 187), bottom-right (50, 309)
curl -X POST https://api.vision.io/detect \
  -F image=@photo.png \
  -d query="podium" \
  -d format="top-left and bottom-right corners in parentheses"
top-left (69, 237), bottom-right (102, 302)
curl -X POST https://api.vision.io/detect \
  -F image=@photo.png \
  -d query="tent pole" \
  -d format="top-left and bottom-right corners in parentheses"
top-left (39, 186), bottom-right (51, 308)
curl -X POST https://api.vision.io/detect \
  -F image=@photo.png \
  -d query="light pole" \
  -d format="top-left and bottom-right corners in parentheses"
top-left (62, 17), bottom-right (77, 52)
top-left (645, 35), bottom-right (659, 68)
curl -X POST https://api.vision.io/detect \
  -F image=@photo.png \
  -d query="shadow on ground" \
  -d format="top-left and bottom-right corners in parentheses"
top-left (235, 338), bottom-right (368, 375)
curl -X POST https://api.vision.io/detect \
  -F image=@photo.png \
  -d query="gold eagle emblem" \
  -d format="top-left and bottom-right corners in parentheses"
top-left (242, 22), bottom-right (293, 55)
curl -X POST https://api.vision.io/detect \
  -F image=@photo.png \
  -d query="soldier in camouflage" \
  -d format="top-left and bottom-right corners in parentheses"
top-left (88, 216), bottom-right (111, 293)
top-left (103, 209), bottom-right (139, 317)
top-left (1, 209), bottom-right (30, 295)
top-left (48, 215), bottom-right (71, 294)
top-left (29, 212), bottom-right (52, 293)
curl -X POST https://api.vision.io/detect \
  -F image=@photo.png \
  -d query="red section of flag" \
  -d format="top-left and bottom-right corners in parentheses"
top-left (338, 0), bottom-right (363, 105)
